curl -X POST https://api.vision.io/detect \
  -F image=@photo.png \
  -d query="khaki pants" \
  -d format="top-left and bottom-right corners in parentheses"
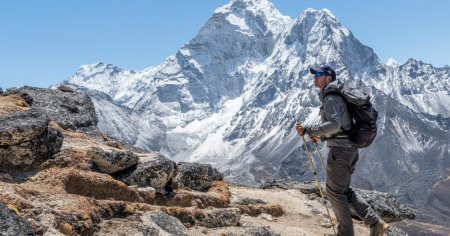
top-left (326, 146), bottom-right (380, 236)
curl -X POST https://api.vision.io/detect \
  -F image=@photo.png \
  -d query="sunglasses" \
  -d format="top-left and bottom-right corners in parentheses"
top-left (314, 72), bottom-right (324, 78)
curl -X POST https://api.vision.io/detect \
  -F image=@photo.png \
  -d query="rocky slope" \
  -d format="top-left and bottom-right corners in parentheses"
top-left (0, 87), bottom-right (420, 235)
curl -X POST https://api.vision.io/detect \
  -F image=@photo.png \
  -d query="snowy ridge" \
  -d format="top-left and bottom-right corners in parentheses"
top-left (61, 0), bottom-right (450, 208)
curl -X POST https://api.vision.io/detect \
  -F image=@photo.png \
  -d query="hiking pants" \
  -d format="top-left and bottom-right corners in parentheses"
top-left (326, 146), bottom-right (380, 236)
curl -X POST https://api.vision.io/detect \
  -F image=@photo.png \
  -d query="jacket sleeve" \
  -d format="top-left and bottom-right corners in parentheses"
top-left (305, 95), bottom-right (342, 137)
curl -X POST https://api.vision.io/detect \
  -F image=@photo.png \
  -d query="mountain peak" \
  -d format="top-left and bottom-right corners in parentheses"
top-left (213, 0), bottom-right (290, 34)
top-left (216, 0), bottom-right (276, 14)
top-left (386, 58), bottom-right (401, 67)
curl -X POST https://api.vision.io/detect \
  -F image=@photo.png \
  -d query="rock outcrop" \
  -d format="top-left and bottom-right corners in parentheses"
top-left (115, 154), bottom-right (177, 193)
top-left (0, 109), bottom-right (63, 172)
top-left (5, 86), bottom-right (98, 132)
top-left (173, 162), bottom-right (224, 192)
top-left (90, 147), bottom-right (139, 174)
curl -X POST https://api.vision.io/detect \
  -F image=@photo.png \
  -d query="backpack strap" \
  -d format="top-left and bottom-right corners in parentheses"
top-left (322, 90), bottom-right (352, 138)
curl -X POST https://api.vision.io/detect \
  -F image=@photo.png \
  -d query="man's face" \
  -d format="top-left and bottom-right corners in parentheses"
top-left (314, 74), bottom-right (331, 90)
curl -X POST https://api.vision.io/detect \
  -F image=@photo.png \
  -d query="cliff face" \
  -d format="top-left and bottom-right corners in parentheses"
top-left (0, 86), bottom-right (419, 235)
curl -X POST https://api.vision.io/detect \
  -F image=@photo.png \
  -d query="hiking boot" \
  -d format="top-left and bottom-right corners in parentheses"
top-left (370, 219), bottom-right (390, 236)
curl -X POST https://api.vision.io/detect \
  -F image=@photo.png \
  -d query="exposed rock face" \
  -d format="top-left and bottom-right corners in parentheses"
top-left (173, 162), bottom-right (224, 191)
top-left (0, 109), bottom-right (49, 146)
top-left (153, 181), bottom-right (231, 208)
top-left (0, 202), bottom-right (34, 236)
top-left (0, 109), bottom-right (63, 171)
top-left (63, 169), bottom-right (143, 202)
top-left (90, 147), bottom-right (139, 174)
top-left (355, 189), bottom-right (416, 223)
top-left (57, 85), bottom-right (75, 93)
top-left (261, 180), bottom-right (416, 223)
top-left (116, 154), bottom-right (177, 192)
top-left (230, 196), bottom-right (284, 217)
top-left (5, 86), bottom-right (98, 131)
top-left (141, 211), bottom-right (188, 235)
top-left (96, 219), bottom-right (159, 236)
top-left (162, 207), bottom-right (241, 228)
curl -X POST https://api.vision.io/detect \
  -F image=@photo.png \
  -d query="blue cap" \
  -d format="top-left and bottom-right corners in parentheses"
top-left (309, 65), bottom-right (336, 81)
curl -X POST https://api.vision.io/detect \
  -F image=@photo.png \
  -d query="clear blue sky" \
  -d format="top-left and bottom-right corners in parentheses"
top-left (1, 0), bottom-right (449, 89)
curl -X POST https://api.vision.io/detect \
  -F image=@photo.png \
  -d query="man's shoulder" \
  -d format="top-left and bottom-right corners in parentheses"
top-left (323, 93), bottom-right (343, 103)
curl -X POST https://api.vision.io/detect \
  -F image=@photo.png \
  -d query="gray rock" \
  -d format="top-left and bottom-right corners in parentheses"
top-left (57, 85), bottom-right (74, 93)
top-left (385, 227), bottom-right (408, 236)
top-left (90, 147), bottom-right (139, 174)
top-left (173, 162), bottom-right (223, 192)
top-left (0, 112), bottom-right (63, 172)
top-left (260, 180), bottom-right (415, 223)
top-left (97, 218), bottom-right (159, 236)
top-left (231, 197), bottom-right (267, 205)
top-left (117, 154), bottom-right (176, 191)
top-left (142, 212), bottom-right (188, 236)
top-left (240, 226), bottom-right (281, 236)
top-left (0, 87), bottom-right (3, 95)
top-left (260, 179), bottom-right (323, 194)
top-left (0, 109), bottom-right (49, 146)
top-left (355, 189), bottom-right (416, 223)
top-left (201, 208), bottom-right (241, 228)
top-left (6, 86), bottom-right (98, 131)
top-left (205, 226), bottom-right (280, 236)
top-left (0, 202), bottom-right (35, 236)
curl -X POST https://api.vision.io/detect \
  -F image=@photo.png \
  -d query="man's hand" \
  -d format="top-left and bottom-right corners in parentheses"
top-left (295, 123), bottom-right (306, 136)
top-left (309, 136), bottom-right (321, 143)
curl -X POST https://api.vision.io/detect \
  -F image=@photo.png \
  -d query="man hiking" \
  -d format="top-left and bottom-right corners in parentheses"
top-left (295, 65), bottom-right (389, 236)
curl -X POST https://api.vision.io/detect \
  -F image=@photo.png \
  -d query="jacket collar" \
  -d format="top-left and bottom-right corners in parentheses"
top-left (319, 79), bottom-right (343, 102)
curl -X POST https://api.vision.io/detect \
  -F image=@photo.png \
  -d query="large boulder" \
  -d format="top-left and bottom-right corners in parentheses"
top-left (141, 211), bottom-right (188, 235)
top-left (0, 202), bottom-right (35, 236)
top-left (89, 147), bottom-right (139, 174)
top-left (0, 109), bottom-right (48, 146)
top-left (173, 162), bottom-right (224, 192)
top-left (0, 109), bottom-right (63, 171)
top-left (6, 86), bottom-right (98, 131)
top-left (355, 189), bottom-right (416, 223)
top-left (116, 154), bottom-right (176, 192)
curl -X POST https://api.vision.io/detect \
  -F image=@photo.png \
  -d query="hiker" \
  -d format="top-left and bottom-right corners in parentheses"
top-left (295, 65), bottom-right (389, 236)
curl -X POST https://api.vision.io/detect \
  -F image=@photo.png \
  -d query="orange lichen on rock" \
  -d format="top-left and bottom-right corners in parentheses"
top-left (0, 95), bottom-right (30, 116)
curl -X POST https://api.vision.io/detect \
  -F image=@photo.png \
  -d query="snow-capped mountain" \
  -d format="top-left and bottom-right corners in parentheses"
top-left (61, 0), bottom-right (450, 210)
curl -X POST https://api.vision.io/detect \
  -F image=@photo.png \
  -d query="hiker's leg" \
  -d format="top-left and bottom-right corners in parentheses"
top-left (326, 146), bottom-right (355, 236)
top-left (345, 150), bottom-right (380, 226)
top-left (346, 188), bottom-right (380, 226)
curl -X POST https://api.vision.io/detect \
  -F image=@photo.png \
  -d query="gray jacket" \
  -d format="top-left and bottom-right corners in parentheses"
top-left (305, 80), bottom-right (353, 147)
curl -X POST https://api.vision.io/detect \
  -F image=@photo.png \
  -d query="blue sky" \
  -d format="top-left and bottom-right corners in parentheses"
top-left (1, 0), bottom-right (449, 89)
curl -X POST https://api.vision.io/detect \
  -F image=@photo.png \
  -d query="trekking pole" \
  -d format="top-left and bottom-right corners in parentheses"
top-left (300, 135), bottom-right (336, 235)
top-left (313, 142), bottom-right (327, 171)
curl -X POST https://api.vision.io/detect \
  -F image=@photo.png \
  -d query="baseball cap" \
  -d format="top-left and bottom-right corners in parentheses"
top-left (309, 65), bottom-right (336, 81)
